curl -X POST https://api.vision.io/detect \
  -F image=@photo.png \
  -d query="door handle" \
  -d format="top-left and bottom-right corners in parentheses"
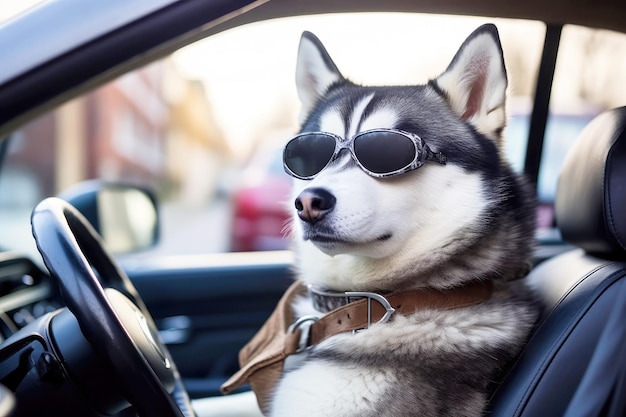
top-left (158, 315), bottom-right (192, 344)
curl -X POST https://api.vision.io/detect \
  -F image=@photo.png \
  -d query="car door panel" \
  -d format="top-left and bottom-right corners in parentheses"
top-left (123, 251), bottom-right (294, 397)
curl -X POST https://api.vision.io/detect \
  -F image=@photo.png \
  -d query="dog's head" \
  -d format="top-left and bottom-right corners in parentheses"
top-left (285, 25), bottom-right (534, 291)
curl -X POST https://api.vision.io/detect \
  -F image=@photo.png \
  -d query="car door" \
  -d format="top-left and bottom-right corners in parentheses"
top-left (124, 252), bottom-right (293, 398)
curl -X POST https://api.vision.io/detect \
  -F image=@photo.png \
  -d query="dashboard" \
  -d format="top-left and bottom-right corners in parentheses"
top-left (0, 253), bottom-right (62, 345)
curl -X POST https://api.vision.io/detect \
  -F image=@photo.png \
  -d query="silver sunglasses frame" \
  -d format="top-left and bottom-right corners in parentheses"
top-left (283, 128), bottom-right (446, 180)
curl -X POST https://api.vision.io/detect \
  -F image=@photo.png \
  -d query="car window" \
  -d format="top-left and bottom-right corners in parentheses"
top-left (0, 13), bottom-right (581, 259)
top-left (508, 25), bottom-right (626, 229)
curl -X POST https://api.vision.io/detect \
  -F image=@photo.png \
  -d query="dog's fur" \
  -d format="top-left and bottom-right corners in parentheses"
top-left (272, 24), bottom-right (540, 417)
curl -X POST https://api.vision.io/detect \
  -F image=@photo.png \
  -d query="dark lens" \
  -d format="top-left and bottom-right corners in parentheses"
top-left (284, 134), bottom-right (336, 177)
top-left (353, 131), bottom-right (416, 174)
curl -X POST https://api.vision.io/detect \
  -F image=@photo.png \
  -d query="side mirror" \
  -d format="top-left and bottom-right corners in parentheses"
top-left (59, 180), bottom-right (159, 254)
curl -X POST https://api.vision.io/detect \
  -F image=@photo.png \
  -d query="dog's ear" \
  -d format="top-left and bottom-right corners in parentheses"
top-left (434, 24), bottom-right (508, 144)
top-left (296, 31), bottom-right (344, 121)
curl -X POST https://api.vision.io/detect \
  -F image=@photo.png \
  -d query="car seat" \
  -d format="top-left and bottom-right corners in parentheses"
top-left (488, 106), bottom-right (626, 417)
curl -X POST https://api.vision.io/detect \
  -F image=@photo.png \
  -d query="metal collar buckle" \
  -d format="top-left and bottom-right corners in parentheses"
top-left (284, 315), bottom-right (318, 372)
top-left (344, 291), bottom-right (395, 333)
top-left (288, 315), bottom-right (319, 353)
top-left (308, 285), bottom-right (396, 332)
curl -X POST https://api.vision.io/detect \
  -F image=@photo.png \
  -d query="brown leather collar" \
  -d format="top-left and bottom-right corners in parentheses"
top-left (297, 279), bottom-right (494, 350)
top-left (221, 279), bottom-right (494, 405)
top-left (309, 281), bottom-right (493, 313)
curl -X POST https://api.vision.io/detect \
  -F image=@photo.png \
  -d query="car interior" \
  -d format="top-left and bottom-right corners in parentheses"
top-left (0, 0), bottom-right (624, 416)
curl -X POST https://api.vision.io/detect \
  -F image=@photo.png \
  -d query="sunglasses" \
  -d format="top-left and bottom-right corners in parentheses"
top-left (283, 128), bottom-right (447, 179)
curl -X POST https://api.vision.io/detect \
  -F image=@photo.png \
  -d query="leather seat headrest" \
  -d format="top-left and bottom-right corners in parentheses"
top-left (555, 106), bottom-right (626, 257)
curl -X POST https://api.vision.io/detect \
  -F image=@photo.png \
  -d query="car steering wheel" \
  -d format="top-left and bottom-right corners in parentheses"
top-left (31, 197), bottom-right (194, 417)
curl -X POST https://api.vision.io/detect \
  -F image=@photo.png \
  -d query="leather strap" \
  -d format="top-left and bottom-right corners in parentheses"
top-left (221, 281), bottom-right (306, 392)
top-left (302, 280), bottom-right (493, 350)
top-left (221, 279), bottom-right (493, 413)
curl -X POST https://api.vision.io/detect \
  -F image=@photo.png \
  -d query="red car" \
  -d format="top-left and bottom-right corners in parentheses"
top-left (230, 143), bottom-right (292, 251)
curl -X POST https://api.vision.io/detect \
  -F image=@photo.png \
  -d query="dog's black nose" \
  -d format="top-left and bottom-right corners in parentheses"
top-left (295, 188), bottom-right (336, 224)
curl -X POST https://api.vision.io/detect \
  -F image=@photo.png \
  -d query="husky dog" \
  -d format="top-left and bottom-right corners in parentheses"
top-left (275, 24), bottom-right (539, 417)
